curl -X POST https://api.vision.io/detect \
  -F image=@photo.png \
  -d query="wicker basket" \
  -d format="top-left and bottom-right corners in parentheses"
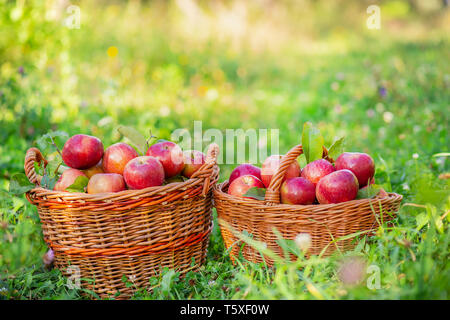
top-left (24, 143), bottom-right (219, 299)
top-left (214, 144), bottom-right (402, 265)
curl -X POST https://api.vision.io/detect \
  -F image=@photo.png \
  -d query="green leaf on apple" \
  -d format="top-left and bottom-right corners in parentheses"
top-left (328, 136), bottom-right (345, 161)
top-left (301, 122), bottom-right (324, 164)
top-left (356, 184), bottom-right (383, 199)
top-left (9, 173), bottom-right (36, 195)
top-left (243, 187), bottom-right (266, 200)
top-left (65, 175), bottom-right (89, 193)
top-left (117, 125), bottom-right (148, 155)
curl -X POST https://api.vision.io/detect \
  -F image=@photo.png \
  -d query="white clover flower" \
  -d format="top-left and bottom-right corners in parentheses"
top-left (413, 153), bottom-right (419, 159)
top-left (295, 233), bottom-right (311, 252)
top-left (383, 111), bottom-right (394, 123)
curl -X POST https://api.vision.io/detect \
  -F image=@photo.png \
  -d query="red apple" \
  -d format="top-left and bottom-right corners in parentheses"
top-left (261, 155), bottom-right (301, 188)
top-left (123, 156), bottom-right (164, 189)
top-left (228, 175), bottom-right (264, 199)
top-left (281, 177), bottom-right (316, 205)
top-left (229, 164), bottom-right (262, 185)
top-left (146, 141), bottom-right (184, 178)
top-left (62, 134), bottom-right (104, 169)
top-left (301, 159), bottom-right (336, 185)
top-left (335, 152), bottom-right (375, 188)
top-left (316, 169), bottom-right (359, 204)
top-left (181, 150), bottom-right (206, 178)
top-left (82, 160), bottom-right (104, 178)
top-left (54, 168), bottom-right (87, 192)
top-left (103, 142), bottom-right (139, 175)
top-left (87, 173), bottom-right (126, 194)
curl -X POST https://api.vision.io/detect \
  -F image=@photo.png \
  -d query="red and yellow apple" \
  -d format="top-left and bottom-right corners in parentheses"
top-left (87, 173), bottom-right (126, 194)
top-left (229, 163), bottom-right (262, 185)
top-left (123, 156), bottom-right (164, 189)
top-left (316, 169), bottom-right (359, 204)
top-left (301, 159), bottom-right (336, 185)
top-left (146, 141), bottom-right (184, 178)
top-left (103, 142), bottom-right (138, 175)
top-left (62, 134), bottom-right (104, 169)
top-left (281, 177), bottom-right (316, 205)
top-left (54, 168), bottom-right (87, 192)
top-left (181, 150), bottom-right (206, 178)
top-left (227, 175), bottom-right (264, 199)
top-left (82, 160), bottom-right (104, 178)
top-left (261, 155), bottom-right (301, 188)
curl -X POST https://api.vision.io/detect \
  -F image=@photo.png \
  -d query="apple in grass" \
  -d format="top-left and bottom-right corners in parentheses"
top-left (316, 169), bottom-right (359, 204)
top-left (62, 134), bottom-right (104, 169)
top-left (54, 168), bottom-right (87, 192)
top-left (123, 156), bottom-right (164, 189)
top-left (281, 177), bottom-right (316, 205)
top-left (228, 175), bottom-right (264, 199)
top-left (87, 173), bottom-right (126, 194)
top-left (229, 164), bottom-right (262, 185)
top-left (103, 142), bottom-right (139, 175)
top-left (146, 141), bottom-right (184, 178)
top-left (261, 155), bottom-right (301, 188)
top-left (301, 159), bottom-right (335, 185)
top-left (335, 152), bottom-right (375, 188)
top-left (181, 150), bottom-right (206, 178)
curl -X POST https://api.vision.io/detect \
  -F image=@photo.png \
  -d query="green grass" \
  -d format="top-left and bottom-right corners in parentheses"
top-left (0, 0), bottom-right (449, 300)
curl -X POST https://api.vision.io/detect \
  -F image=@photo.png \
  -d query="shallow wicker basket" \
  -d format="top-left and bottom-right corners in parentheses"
top-left (24, 143), bottom-right (219, 299)
top-left (214, 144), bottom-right (402, 266)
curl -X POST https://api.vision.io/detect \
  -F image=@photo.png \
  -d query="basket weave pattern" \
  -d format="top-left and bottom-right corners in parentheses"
top-left (25, 144), bottom-right (219, 298)
top-left (214, 144), bottom-right (403, 265)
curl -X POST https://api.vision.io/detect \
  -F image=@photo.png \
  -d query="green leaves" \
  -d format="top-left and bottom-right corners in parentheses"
top-left (65, 175), bottom-right (89, 193)
top-left (328, 136), bottom-right (345, 161)
top-left (35, 130), bottom-right (68, 154)
top-left (243, 187), bottom-right (266, 200)
top-left (301, 122), bottom-right (324, 164)
top-left (9, 173), bottom-right (35, 195)
top-left (356, 184), bottom-right (382, 199)
top-left (117, 126), bottom-right (148, 155)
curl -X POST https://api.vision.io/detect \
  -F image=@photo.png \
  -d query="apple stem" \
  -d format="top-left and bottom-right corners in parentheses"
top-left (49, 135), bottom-right (63, 158)
top-left (146, 129), bottom-right (158, 149)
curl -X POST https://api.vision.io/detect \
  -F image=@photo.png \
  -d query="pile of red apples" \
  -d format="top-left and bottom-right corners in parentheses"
top-left (54, 134), bottom-right (206, 194)
top-left (227, 152), bottom-right (376, 204)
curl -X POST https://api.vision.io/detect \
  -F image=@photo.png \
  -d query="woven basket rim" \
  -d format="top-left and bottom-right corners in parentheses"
top-left (214, 180), bottom-right (403, 210)
top-left (24, 144), bottom-right (220, 202)
top-left (27, 165), bottom-right (219, 201)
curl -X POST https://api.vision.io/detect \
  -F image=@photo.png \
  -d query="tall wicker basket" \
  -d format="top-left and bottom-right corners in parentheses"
top-left (214, 144), bottom-right (402, 266)
top-left (24, 143), bottom-right (219, 299)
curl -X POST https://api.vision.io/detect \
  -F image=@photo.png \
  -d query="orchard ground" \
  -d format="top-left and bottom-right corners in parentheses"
top-left (0, 1), bottom-right (449, 299)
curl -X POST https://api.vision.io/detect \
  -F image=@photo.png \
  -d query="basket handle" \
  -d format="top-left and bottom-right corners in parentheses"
top-left (24, 147), bottom-right (48, 186)
top-left (190, 143), bottom-right (220, 196)
top-left (264, 145), bottom-right (331, 204)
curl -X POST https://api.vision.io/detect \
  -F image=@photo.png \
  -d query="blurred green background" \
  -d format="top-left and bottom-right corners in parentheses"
top-left (0, 0), bottom-right (449, 299)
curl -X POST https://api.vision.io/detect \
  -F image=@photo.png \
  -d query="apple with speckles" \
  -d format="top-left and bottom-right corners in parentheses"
top-left (123, 156), bottom-right (164, 189)
top-left (181, 150), bottom-right (206, 178)
top-left (316, 169), bottom-right (359, 204)
top-left (62, 134), bottom-right (104, 169)
top-left (229, 164), bottom-right (262, 185)
top-left (146, 141), bottom-right (184, 178)
top-left (54, 168), bottom-right (87, 192)
top-left (261, 155), bottom-right (300, 188)
top-left (301, 159), bottom-right (335, 186)
top-left (87, 173), bottom-right (126, 194)
top-left (335, 152), bottom-right (375, 187)
top-left (103, 142), bottom-right (138, 175)
top-left (281, 177), bottom-right (316, 205)
top-left (228, 175), bottom-right (264, 199)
